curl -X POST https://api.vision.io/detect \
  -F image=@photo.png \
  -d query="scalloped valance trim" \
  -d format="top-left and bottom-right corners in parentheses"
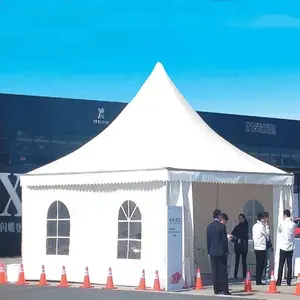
top-left (21, 168), bottom-right (294, 188)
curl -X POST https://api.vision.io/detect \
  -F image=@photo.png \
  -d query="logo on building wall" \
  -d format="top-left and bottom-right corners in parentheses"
top-left (245, 121), bottom-right (276, 135)
top-left (0, 173), bottom-right (22, 217)
top-left (93, 108), bottom-right (109, 125)
top-left (0, 173), bottom-right (22, 234)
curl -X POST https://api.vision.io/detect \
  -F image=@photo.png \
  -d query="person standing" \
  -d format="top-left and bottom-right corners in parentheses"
top-left (252, 212), bottom-right (269, 285)
top-left (207, 209), bottom-right (230, 295)
top-left (220, 212), bottom-right (229, 226)
top-left (231, 214), bottom-right (249, 280)
top-left (219, 213), bottom-right (232, 294)
top-left (276, 209), bottom-right (296, 286)
top-left (263, 212), bottom-right (273, 284)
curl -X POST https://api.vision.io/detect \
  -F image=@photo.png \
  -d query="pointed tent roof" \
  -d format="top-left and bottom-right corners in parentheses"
top-left (22, 62), bottom-right (293, 186)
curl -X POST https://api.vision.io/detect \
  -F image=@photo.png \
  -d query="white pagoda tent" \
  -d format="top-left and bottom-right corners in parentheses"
top-left (20, 62), bottom-right (294, 289)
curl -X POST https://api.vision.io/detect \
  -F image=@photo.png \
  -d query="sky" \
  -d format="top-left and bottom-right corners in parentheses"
top-left (0, 0), bottom-right (300, 119)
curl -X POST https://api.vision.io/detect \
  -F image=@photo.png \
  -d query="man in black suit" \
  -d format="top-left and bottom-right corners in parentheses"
top-left (207, 209), bottom-right (230, 295)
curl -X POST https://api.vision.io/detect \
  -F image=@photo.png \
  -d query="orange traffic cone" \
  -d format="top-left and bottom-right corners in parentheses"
top-left (136, 269), bottom-right (147, 290)
top-left (267, 271), bottom-right (279, 294)
top-left (103, 267), bottom-right (117, 290)
top-left (37, 265), bottom-right (49, 286)
top-left (57, 266), bottom-right (70, 288)
top-left (293, 273), bottom-right (300, 295)
top-left (0, 263), bottom-right (7, 284)
top-left (80, 267), bottom-right (93, 289)
top-left (16, 264), bottom-right (28, 285)
top-left (153, 270), bottom-right (163, 291)
top-left (243, 271), bottom-right (253, 292)
top-left (195, 268), bottom-right (203, 290)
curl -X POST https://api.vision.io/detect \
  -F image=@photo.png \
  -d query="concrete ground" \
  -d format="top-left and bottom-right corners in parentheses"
top-left (0, 284), bottom-right (254, 300)
top-left (2, 277), bottom-right (299, 300)
top-left (191, 281), bottom-right (300, 299)
top-left (1, 257), bottom-right (299, 299)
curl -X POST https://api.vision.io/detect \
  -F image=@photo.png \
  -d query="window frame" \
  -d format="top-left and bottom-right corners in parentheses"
top-left (46, 201), bottom-right (70, 256)
top-left (117, 200), bottom-right (142, 260)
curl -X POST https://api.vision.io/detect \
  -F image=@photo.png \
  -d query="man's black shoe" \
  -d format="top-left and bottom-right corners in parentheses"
top-left (223, 292), bottom-right (231, 295)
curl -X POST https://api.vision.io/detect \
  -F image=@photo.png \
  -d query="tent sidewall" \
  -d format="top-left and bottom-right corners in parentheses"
top-left (22, 182), bottom-right (167, 287)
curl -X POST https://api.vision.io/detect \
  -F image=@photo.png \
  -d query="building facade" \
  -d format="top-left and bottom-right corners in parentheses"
top-left (0, 93), bottom-right (299, 257)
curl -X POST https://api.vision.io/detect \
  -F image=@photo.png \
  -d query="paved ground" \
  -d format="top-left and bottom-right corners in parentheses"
top-left (1, 257), bottom-right (299, 299)
top-left (190, 282), bottom-right (299, 299)
top-left (0, 285), bottom-right (253, 300)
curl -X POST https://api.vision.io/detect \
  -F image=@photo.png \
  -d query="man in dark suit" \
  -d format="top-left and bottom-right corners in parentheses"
top-left (207, 209), bottom-right (230, 295)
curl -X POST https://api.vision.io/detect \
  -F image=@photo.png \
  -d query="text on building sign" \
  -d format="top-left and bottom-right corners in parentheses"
top-left (93, 108), bottom-right (110, 125)
top-left (245, 121), bottom-right (276, 135)
top-left (0, 222), bottom-right (22, 233)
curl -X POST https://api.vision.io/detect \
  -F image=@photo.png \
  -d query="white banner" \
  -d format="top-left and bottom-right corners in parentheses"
top-left (166, 206), bottom-right (183, 291)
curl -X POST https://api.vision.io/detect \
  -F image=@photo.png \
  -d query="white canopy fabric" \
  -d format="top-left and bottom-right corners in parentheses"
top-left (21, 62), bottom-right (293, 187)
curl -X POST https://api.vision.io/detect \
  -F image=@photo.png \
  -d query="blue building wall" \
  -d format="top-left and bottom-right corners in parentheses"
top-left (199, 111), bottom-right (300, 171)
top-left (0, 92), bottom-right (300, 256)
top-left (1, 93), bottom-right (300, 172)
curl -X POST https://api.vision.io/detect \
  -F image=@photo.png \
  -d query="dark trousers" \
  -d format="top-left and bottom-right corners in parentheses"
top-left (255, 250), bottom-right (266, 284)
top-left (234, 252), bottom-right (247, 279)
top-left (276, 249), bottom-right (293, 285)
top-left (210, 255), bottom-right (229, 295)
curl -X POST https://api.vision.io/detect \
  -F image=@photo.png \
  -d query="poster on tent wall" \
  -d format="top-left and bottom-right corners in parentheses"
top-left (166, 206), bottom-right (183, 291)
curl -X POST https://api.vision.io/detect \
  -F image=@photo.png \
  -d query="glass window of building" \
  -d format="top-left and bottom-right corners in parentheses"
top-left (270, 148), bottom-right (281, 166)
top-left (51, 134), bottom-right (67, 155)
top-left (34, 135), bottom-right (50, 153)
top-left (292, 150), bottom-right (300, 167)
top-left (14, 130), bottom-right (34, 154)
top-left (259, 147), bottom-right (270, 164)
top-left (0, 127), bottom-right (7, 154)
top-left (247, 146), bottom-right (259, 159)
top-left (280, 148), bottom-right (291, 167)
top-left (67, 135), bottom-right (86, 152)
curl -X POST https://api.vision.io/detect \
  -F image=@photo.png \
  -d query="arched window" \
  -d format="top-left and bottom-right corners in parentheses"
top-left (46, 201), bottom-right (70, 255)
top-left (117, 200), bottom-right (142, 259)
top-left (243, 200), bottom-right (265, 239)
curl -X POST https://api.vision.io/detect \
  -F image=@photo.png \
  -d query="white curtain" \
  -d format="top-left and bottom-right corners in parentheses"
top-left (273, 185), bottom-right (294, 279)
top-left (167, 181), bottom-right (194, 287)
top-left (167, 181), bottom-right (181, 206)
top-left (228, 221), bottom-right (238, 278)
